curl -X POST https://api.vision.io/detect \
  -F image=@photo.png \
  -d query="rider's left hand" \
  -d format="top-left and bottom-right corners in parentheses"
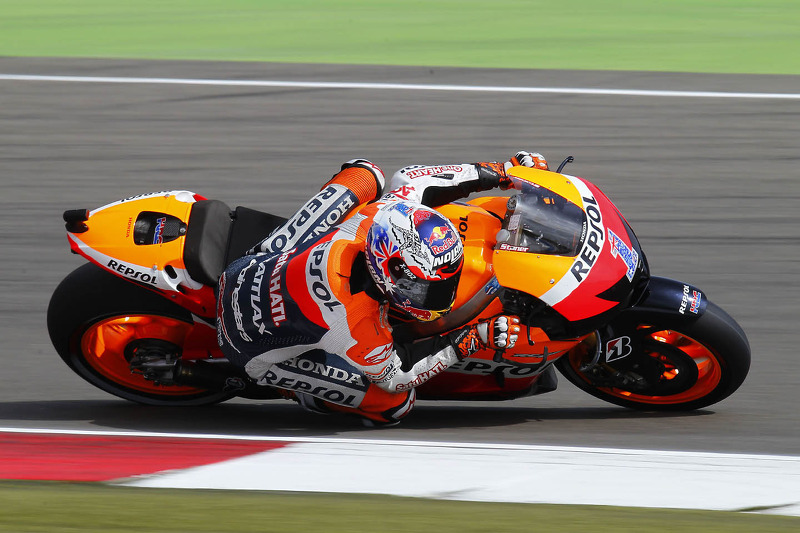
top-left (504, 151), bottom-right (549, 173)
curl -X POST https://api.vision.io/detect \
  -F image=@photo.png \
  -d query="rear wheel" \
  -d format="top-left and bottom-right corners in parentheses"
top-left (47, 264), bottom-right (232, 405)
top-left (555, 302), bottom-right (750, 410)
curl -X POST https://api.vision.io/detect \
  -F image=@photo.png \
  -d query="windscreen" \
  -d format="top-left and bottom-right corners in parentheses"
top-left (495, 182), bottom-right (586, 256)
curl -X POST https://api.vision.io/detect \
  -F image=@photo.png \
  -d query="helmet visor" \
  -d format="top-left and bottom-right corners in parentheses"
top-left (395, 267), bottom-right (462, 313)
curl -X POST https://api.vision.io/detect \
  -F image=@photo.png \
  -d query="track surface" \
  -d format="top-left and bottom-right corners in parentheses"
top-left (1, 57), bottom-right (798, 455)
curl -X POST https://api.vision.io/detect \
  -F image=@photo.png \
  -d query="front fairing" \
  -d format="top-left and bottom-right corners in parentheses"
top-left (493, 167), bottom-right (647, 333)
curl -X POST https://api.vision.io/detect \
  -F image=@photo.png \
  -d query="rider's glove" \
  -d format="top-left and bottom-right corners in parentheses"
top-left (449, 315), bottom-right (521, 360)
top-left (504, 151), bottom-right (549, 173)
top-left (475, 151), bottom-right (548, 191)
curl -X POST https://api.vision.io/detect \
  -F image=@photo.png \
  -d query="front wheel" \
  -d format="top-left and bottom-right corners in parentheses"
top-left (47, 264), bottom-right (233, 406)
top-left (555, 301), bottom-right (750, 411)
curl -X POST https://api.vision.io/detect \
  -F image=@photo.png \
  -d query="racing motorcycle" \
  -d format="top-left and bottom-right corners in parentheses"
top-left (47, 162), bottom-right (751, 412)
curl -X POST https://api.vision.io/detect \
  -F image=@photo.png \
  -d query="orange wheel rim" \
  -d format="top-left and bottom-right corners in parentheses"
top-left (80, 315), bottom-right (209, 395)
top-left (571, 330), bottom-right (723, 405)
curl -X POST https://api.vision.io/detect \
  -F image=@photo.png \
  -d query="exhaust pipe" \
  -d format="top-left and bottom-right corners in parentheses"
top-left (174, 360), bottom-right (281, 399)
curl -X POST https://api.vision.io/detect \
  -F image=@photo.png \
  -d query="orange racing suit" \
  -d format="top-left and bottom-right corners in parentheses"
top-left (216, 159), bottom-right (510, 423)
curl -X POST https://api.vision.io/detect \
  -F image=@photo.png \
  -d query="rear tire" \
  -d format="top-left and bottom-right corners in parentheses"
top-left (47, 264), bottom-right (232, 406)
top-left (556, 301), bottom-right (750, 411)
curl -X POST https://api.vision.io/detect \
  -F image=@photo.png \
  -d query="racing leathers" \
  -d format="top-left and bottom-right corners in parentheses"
top-left (216, 154), bottom-right (542, 423)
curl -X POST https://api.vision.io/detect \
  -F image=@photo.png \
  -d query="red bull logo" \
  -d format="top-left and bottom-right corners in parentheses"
top-left (427, 225), bottom-right (451, 246)
top-left (427, 224), bottom-right (459, 256)
top-left (413, 210), bottom-right (433, 225)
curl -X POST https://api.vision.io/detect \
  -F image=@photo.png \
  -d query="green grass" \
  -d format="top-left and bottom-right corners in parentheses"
top-left (1, 0), bottom-right (800, 74)
top-left (0, 481), bottom-right (797, 532)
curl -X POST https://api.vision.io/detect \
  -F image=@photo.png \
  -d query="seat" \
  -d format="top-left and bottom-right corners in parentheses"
top-left (183, 200), bottom-right (233, 286)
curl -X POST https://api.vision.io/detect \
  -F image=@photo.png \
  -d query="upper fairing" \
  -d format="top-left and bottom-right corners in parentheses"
top-left (493, 167), bottom-right (644, 324)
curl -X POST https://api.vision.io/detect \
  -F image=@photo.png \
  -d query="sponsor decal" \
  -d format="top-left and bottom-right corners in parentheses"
top-left (265, 352), bottom-right (370, 407)
top-left (222, 377), bottom-right (247, 392)
top-left (497, 243), bottom-right (529, 252)
top-left (264, 186), bottom-right (356, 253)
top-left (216, 272), bottom-right (237, 351)
top-left (393, 203), bottom-right (414, 215)
top-left (447, 359), bottom-right (544, 377)
top-left (250, 261), bottom-right (268, 334)
top-left (120, 191), bottom-right (171, 203)
top-left (378, 302), bottom-right (390, 329)
top-left (231, 261), bottom-right (254, 342)
top-left (106, 259), bottom-right (157, 285)
top-left (405, 308), bottom-right (434, 321)
top-left (403, 165), bottom-right (463, 179)
top-left (431, 248), bottom-right (461, 268)
top-left (427, 225), bottom-right (457, 254)
top-left (269, 249), bottom-right (295, 326)
top-left (263, 371), bottom-right (360, 406)
top-left (395, 361), bottom-right (446, 392)
top-left (457, 215), bottom-right (468, 241)
top-left (125, 217), bottom-right (133, 239)
top-left (152, 216), bottom-right (167, 245)
top-left (679, 284), bottom-right (703, 315)
top-left (279, 356), bottom-right (367, 388)
top-left (605, 336), bottom-right (632, 362)
top-left (387, 185), bottom-right (414, 200)
top-left (307, 242), bottom-right (343, 313)
top-left (365, 362), bottom-right (399, 384)
top-left (413, 209), bottom-right (433, 225)
top-left (607, 228), bottom-right (639, 281)
top-left (362, 342), bottom-right (393, 365)
top-left (484, 277), bottom-right (501, 295)
top-left (570, 194), bottom-right (605, 282)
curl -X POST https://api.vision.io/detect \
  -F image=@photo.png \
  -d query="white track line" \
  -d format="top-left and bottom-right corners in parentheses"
top-left (1, 73), bottom-right (800, 100)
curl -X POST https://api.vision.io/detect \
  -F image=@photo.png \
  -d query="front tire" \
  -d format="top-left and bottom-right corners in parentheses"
top-left (47, 264), bottom-right (232, 406)
top-left (555, 301), bottom-right (750, 411)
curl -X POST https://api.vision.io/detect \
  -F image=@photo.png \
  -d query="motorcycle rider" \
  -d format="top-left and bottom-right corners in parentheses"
top-left (216, 151), bottom-right (549, 425)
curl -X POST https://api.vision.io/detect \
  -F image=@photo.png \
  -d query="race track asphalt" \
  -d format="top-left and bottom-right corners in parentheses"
top-left (1, 57), bottom-right (798, 455)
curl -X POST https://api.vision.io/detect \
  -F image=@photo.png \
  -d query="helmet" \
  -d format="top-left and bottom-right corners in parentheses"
top-left (365, 201), bottom-right (464, 321)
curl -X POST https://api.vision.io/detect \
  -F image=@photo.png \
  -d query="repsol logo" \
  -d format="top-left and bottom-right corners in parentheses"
top-left (266, 186), bottom-right (357, 253)
top-left (449, 360), bottom-right (543, 377)
top-left (679, 284), bottom-right (702, 315)
top-left (262, 371), bottom-right (358, 406)
top-left (121, 191), bottom-right (170, 203)
top-left (107, 259), bottom-right (157, 285)
top-left (309, 244), bottom-right (342, 312)
top-left (571, 194), bottom-right (604, 282)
